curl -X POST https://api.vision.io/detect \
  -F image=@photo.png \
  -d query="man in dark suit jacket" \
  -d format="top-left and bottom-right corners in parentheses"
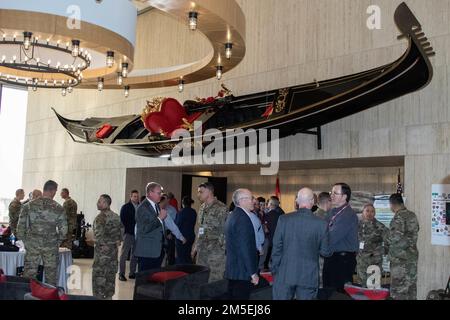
top-left (263, 197), bottom-right (284, 270)
top-left (118, 190), bottom-right (140, 281)
top-left (175, 196), bottom-right (197, 264)
top-left (134, 182), bottom-right (168, 272)
top-left (271, 188), bottom-right (331, 300)
top-left (225, 189), bottom-right (259, 300)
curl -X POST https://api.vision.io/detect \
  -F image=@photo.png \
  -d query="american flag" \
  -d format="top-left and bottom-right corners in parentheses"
top-left (275, 176), bottom-right (281, 199)
top-left (396, 169), bottom-right (403, 194)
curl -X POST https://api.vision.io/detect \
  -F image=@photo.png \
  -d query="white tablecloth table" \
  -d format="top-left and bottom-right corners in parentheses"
top-left (0, 248), bottom-right (73, 291)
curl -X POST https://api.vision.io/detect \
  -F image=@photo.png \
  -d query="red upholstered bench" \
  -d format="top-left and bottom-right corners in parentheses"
top-left (148, 271), bottom-right (188, 283)
top-left (30, 279), bottom-right (61, 300)
top-left (344, 284), bottom-right (390, 300)
top-left (96, 124), bottom-right (115, 139)
top-left (25, 279), bottom-right (97, 300)
top-left (133, 265), bottom-right (210, 300)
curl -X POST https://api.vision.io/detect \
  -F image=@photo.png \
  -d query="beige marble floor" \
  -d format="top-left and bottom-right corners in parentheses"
top-left (68, 259), bottom-right (135, 300)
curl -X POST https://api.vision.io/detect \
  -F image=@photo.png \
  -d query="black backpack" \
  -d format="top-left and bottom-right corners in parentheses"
top-left (427, 276), bottom-right (450, 300)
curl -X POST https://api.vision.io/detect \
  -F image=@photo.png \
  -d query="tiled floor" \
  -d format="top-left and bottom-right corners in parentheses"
top-left (68, 259), bottom-right (135, 300)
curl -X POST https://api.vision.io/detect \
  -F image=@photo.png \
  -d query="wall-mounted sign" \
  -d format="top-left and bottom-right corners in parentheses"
top-left (431, 185), bottom-right (450, 246)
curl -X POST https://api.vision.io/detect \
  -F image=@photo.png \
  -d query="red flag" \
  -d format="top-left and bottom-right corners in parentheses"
top-left (275, 176), bottom-right (281, 199)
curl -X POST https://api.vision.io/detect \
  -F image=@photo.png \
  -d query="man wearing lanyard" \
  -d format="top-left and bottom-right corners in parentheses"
top-left (322, 183), bottom-right (358, 294)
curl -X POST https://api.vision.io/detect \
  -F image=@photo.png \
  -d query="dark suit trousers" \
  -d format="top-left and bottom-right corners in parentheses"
top-left (263, 245), bottom-right (273, 269)
top-left (273, 281), bottom-right (318, 300)
top-left (175, 240), bottom-right (193, 264)
top-left (323, 252), bottom-right (356, 293)
top-left (137, 249), bottom-right (164, 272)
top-left (166, 237), bottom-right (176, 266)
top-left (228, 280), bottom-right (253, 300)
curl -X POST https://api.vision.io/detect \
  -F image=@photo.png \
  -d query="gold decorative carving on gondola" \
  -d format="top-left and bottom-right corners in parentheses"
top-left (141, 97), bottom-right (165, 123)
top-left (275, 88), bottom-right (289, 113)
top-left (181, 118), bottom-right (195, 131)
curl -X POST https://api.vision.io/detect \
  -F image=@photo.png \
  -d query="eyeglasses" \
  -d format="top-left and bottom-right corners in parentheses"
top-left (330, 191), bottom-right (343, 196)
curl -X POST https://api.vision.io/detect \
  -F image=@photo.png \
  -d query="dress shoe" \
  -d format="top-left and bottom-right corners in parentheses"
top-left (128, 274), bottom-right (136, 279)
top-left (119, 274), bottom-right (127, 281)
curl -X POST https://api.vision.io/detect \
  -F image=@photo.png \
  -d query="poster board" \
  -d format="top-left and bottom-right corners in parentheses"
top-left (431, 185), bottom-right (450, 246)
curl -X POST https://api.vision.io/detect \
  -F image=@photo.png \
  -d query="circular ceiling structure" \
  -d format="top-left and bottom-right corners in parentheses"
top-left (0, 0), bottom-right (246, 92)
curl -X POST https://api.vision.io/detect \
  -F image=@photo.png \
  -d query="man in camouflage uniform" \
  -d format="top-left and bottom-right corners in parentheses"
top-left (60, 188), bottom-right (78, 249)
top-left (385, 193), bottom-right (419, 300)
top-left (313, 192), bottom-right (332, 288)
top-left (92, 194), bottom-right (122, 300)
top-left (314, 192), bottom-right (331, 220)
top-left (192, 182), bottom-right (228, 282)
top-left (16, 180), bottom-right (67, 286)
top-left (8, 189), bottom-right (25, 235)
top-left (356, 203), bottom-right (388, 287)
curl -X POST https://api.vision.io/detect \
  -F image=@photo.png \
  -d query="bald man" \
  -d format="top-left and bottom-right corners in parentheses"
top-left (225, 189), bottom-right (259, 300)
top-left (271, 188), bottom-right (331, 300)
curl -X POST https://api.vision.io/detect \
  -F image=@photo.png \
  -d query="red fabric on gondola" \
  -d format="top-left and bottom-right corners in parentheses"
top-left (162, 98), bottom-right (188, 128)
top-left (185, 112), bottom-right (203, 124)
top-left (95, 124), bottom-right (114, 139)
top-left (143, 98), bottom-right (203, 137)
top-left (262, 104), bottom-right (274, 118)
top-left (145, 113), bottom-right (176, 136)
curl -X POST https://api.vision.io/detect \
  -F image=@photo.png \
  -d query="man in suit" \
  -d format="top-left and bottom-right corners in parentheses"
top-left (175, 196), bottom-right (197, 264)
top-left (323, 183), bottom-right (359, 293)
top-left (271, 188), bottom-right (331, 300)
top-left (263, 197), bottom-right (284, 270)
top-left (225, 189), bottom-right (259, 300)
top-left (134, 182), bottom-right (168, 272)
top-left (118, 190), bottom-right (139, 281)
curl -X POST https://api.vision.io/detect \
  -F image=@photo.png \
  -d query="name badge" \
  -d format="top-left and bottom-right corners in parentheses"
top-left (199, 227), bottom-right (205, 236)
top-left (359, 242), bottom-right (365, 250)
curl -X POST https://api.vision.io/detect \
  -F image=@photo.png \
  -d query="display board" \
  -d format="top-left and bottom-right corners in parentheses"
top-left (431, 185), bottom-right (450, 246)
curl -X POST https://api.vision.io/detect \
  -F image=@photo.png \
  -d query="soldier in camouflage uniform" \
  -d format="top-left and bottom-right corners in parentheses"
top-left (314, 192), bottom-right (332, 288)
top-left (385, 193), bottom-right (419, 300)
top-left (60, 188), bottom-right (78, 249)
top-left (356, 204), bottom-right (388, 287)
top-left (192, 182), bottom-right (228, 282)
top-left (92, 194), bottom-right (122, 300)
top-left (314, 192), bottom-right (331, 220)
top-left (31, 189), bottom-right (42, 201)
top-left (16, 181), bottom-right (67, 286)
top-left (8, 189), bottom-right (25, 235)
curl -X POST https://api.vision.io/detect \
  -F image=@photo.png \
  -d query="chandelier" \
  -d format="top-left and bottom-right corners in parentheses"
top-left (0, 0), bottom-right (246, 96)
top-left (0, 32), bottom-right (91, 91)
